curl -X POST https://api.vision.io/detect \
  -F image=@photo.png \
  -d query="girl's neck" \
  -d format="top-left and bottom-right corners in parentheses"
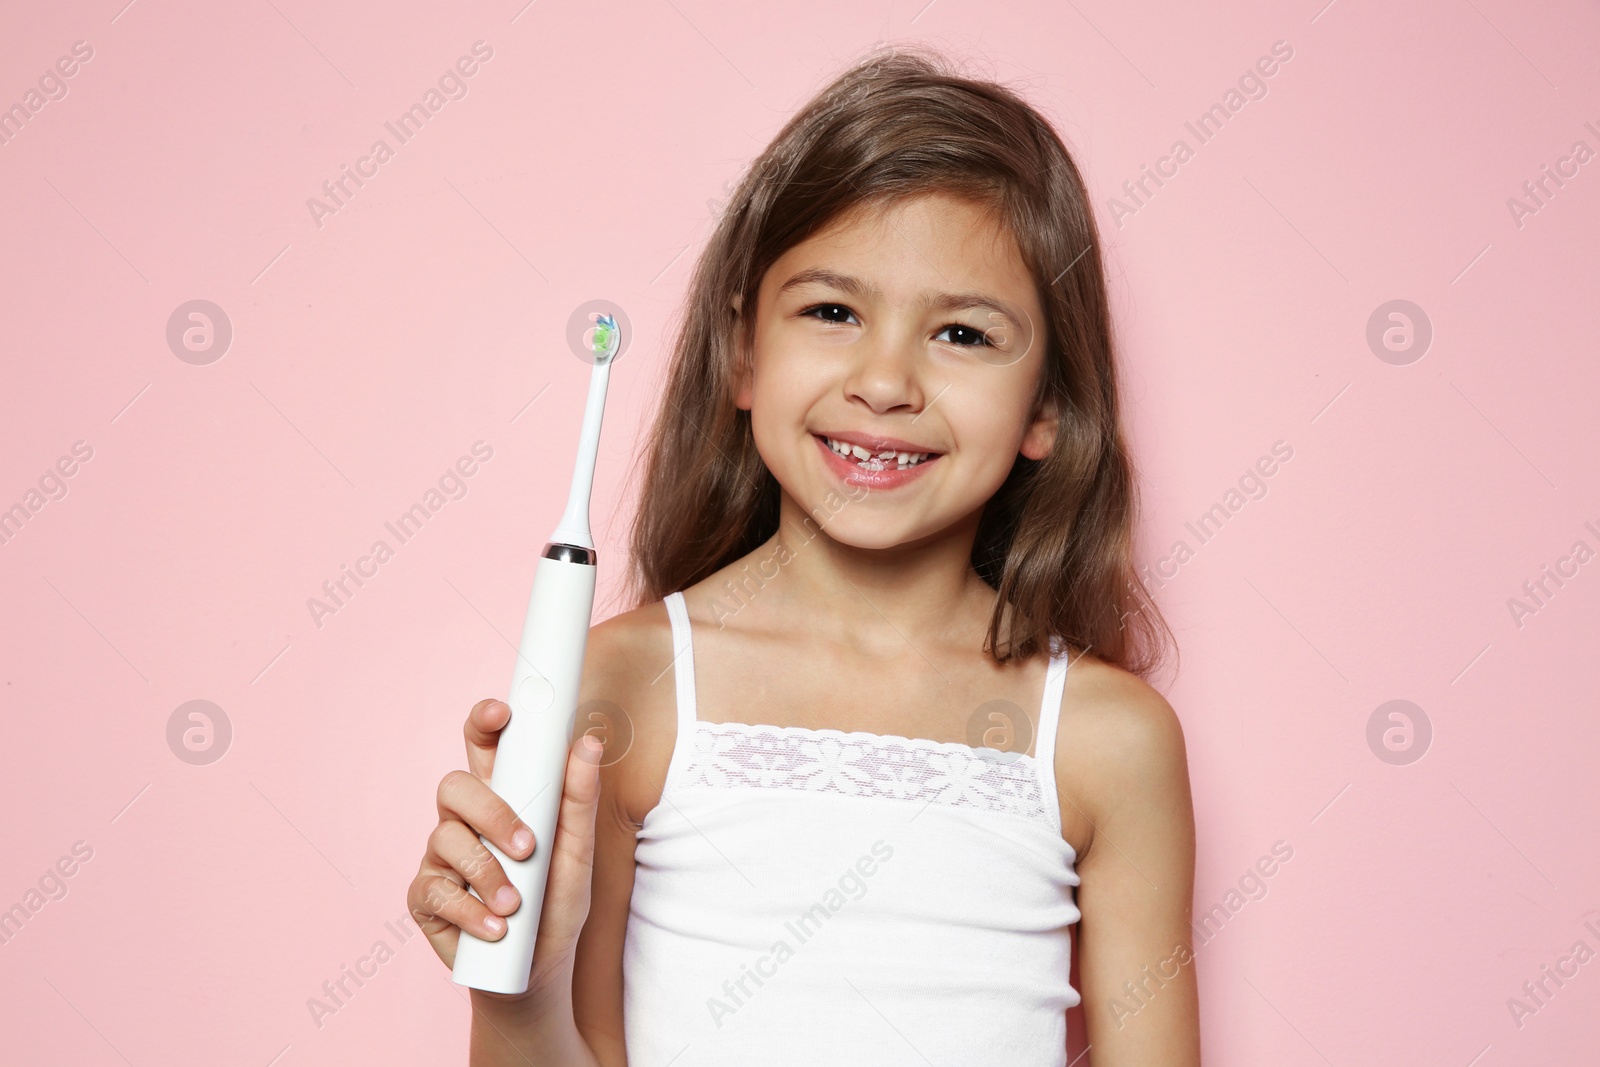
top-left (738, 489), bottom-right (1000, 651)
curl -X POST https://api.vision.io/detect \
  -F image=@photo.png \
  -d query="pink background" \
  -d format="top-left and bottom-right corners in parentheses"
top-left (2, 0), bottom-right (1597, 1062)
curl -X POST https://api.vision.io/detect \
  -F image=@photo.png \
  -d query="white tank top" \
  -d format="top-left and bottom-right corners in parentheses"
top-left (622, 591), bottom-right (1082, 1065)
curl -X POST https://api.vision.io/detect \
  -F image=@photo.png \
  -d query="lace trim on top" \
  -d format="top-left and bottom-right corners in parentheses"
top-left (673, 719), bottom-right (1059, 830)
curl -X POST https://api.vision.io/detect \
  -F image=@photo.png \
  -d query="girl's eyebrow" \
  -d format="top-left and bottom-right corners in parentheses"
top-left (776, 267), bottom-right (1025, 330)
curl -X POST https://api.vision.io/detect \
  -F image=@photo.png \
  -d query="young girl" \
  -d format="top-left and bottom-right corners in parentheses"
top-left (409, 47), bottom-right (1200, 1066)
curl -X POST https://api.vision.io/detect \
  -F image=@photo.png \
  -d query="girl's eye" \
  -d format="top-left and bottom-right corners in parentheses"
top-left (800, 304), bottom-right (993, 348)
top-left (934, 323), bottom-right (993, 348)
top-left (800, 303), bottom-right (859, 325)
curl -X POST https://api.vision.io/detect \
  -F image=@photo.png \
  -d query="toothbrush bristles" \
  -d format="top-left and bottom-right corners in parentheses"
top-left (589, 313), bottom-right (618, 357)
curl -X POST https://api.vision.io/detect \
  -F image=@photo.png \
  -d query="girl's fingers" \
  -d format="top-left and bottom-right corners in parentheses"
top-left (409, 865), bottom-right (498, 969)
top-left (436, 768), bottom-right (535, 864)
top-left (428, 818), bottom-right (523, 919)
top-left (409, 867), bottom-right (464, 968)
top-left (463, 698), bottom-right (511, 781)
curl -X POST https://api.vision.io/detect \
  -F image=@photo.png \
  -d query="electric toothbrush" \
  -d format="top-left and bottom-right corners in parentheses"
top-left (451, 311), bottom-right (620, 995)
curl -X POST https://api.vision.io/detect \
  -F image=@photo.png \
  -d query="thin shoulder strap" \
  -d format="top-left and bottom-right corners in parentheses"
top-left (661, 591), bottom-right (699, 784)
top-left (1034, 637), bottom-right (1071, 835)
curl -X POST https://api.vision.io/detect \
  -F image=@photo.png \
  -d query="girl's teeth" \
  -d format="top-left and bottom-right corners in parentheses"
top-left (824, 437), bottom-right (931, 470)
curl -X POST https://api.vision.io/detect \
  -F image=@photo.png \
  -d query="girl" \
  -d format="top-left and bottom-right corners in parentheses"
top-left (409, 46), bottom-right (1199, 1066)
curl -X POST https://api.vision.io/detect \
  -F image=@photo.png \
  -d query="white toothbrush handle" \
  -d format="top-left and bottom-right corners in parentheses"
top-left (451, 547), bottom-right (596, 995)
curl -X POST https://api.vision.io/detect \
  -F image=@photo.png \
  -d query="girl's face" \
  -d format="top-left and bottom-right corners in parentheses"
top-left (734, 191), bottom-right (1057, 551)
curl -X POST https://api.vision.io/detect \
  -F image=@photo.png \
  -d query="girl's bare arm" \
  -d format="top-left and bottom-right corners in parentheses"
top-left (567, 754), bottom-right (639, 1065)
top-left (1063, 668), bottom-right (1201, 1065)
top-left (570, 607), bottom-right (679, 1065)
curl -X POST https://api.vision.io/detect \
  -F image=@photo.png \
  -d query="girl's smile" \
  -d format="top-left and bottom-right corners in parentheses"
top-left (812, 430), bottom-right (942, 489)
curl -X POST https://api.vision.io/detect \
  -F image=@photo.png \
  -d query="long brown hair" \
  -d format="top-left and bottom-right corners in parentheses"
top-left (623, 45), bottom-right (1174, 677)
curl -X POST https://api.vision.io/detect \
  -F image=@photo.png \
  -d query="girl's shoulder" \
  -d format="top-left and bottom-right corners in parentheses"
top-left (1057, 649), bottom-right (1181, 748)
top-left (585, 596), bottom-right (675, 675)
top-left (581, 598), bottom-right (685, 830)
top-left (1053, 649), bottom-right (1190, 858)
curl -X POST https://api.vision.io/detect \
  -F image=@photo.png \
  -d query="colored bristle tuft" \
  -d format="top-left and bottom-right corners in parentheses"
top-left (589, 313), bottom-right (618, 358)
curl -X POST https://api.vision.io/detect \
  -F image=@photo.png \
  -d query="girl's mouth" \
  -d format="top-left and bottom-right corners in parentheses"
top-left (812, 433), bottom-right (943, 486)
top-left (819, 434), bottom-right (935, 470)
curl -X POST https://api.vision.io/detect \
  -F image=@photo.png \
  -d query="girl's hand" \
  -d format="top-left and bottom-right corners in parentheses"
top-left (408, 697), bottom-right (604, 1002)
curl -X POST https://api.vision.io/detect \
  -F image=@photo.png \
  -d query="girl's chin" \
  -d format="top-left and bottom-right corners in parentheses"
top-left (775, 492), bottom-right (963, 552)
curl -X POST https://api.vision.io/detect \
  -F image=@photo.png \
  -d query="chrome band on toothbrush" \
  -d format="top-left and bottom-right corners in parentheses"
top-left (542, 542), bottom-right (597, 566)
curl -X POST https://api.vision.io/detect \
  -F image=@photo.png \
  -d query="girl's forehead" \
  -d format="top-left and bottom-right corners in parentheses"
top-left (812, 191), bottom-right (1016, 251)
top-left (762, 194), bottom-right (1037, 305)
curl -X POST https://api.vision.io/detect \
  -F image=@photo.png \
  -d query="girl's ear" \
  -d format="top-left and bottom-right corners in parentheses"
top-left (1019, 393), bottom-right (1058, 460)
top-left (732, 354), bottom-right (753, 411)
top-left (730, 294), bottom-right (754, 411)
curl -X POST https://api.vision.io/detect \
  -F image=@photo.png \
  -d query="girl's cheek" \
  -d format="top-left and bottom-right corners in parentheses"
top-left (961, 408), bottom-right (1027, 462)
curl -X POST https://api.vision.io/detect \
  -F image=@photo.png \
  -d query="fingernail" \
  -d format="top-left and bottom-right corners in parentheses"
top-left (484, 915), bottom-right (504, 934)
top-left (495, 885), bottom-right (519, 911)
top-left (512, 826), bottom-right (533, 853)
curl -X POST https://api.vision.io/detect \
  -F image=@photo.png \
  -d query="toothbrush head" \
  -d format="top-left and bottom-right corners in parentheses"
top-left (586, 313), bottom-right (620, 365)
top-left (566, 301), bottom-right (631, 367)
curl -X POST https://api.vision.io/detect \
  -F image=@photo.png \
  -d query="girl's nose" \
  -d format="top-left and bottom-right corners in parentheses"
top-left (842, 325), bottom-right (926, 415)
